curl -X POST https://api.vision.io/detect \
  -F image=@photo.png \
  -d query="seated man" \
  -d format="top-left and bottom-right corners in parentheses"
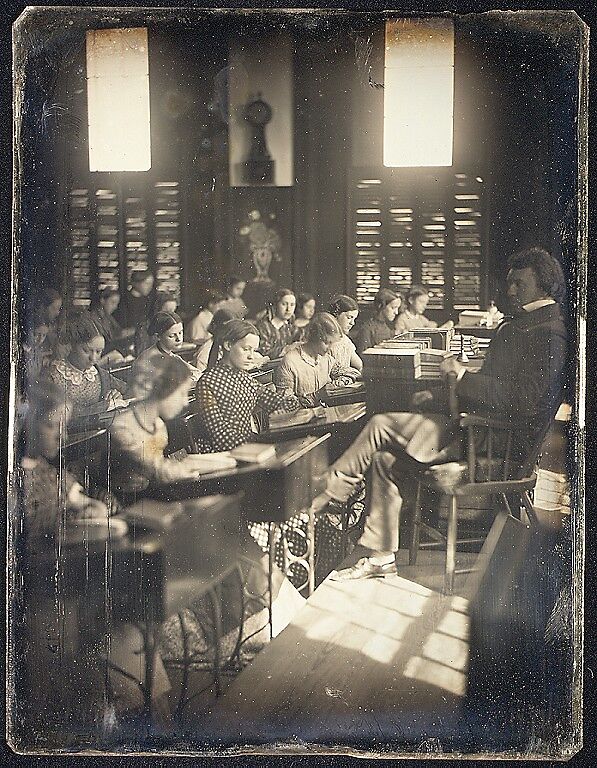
top-left (319, 247), bottom-right (568, 580)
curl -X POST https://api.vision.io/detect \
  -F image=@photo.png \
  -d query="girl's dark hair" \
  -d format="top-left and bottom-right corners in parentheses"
top-left (132, 354), bottom-right (191, 402)
top-left (206, 309), bottom-right (236, 369)
top-left (328, 294), bottom-right (358, 316)
top-left (226, 274), bottom-right (246, 290)
top-left (296, 293), bottom-right (315, 313)
top-left (207, 308), bottom-right (235, 336)
top-left (62, 311), bottom-right (106, 346)
top-left (100, 287), bottom-right (120, 301)
top-left (38, 287), bottom-right (63, 324)
top-left (305, 313), bottom-right (342, 344)
top-left (208, 319), bottom-right (259, 369)
top-left (90, 286), bottom-right (120, 310)
top-left (130, 268), bottom-right (153, 285)
top-left (148, 291), bottom-right (177, 318)
top-left (199, 288), bottom-right (225, 310)
top-left (406, 285), bottom-right (430, 303)
top-left (373, 288), bottom-right (401, 312)
top-left (147, 311), bottom-right (183, 337)
top-left (267, 288), bottom-right (295, 320)
top-left (39, 287), bottom-right (62, 308)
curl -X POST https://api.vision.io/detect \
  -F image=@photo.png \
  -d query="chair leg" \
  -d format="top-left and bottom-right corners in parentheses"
top-left (522, 490), bottom-right (539, 527)
top-left (500, 492), bottom-right (513, 516)
top-left (409, 480), bottom-right (423, 566)
top-left (208, 585), bottom-right (223, 697)
top-left (444, 495), bottom-right (458, 595)
top-left (267, 523), bottom-right (276, 640)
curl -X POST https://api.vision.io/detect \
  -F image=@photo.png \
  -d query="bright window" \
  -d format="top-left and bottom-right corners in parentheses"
top-left (384, 18), bottom-right (454, 167)
top-left (86, 28), bottom-right (151, 172)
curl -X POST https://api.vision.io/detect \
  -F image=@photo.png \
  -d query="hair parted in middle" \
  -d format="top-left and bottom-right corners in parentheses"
top-left (373, 288), bottom-right (401, 312)
top-left (328, 294), bottom-right (358, 316)
top-left (305, 312), bottom-right (342, 343)
top-left (147, 311), bottom-right (183, 337)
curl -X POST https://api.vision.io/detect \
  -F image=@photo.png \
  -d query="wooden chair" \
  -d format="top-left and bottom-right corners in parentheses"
top-left (409, 374), bottom-right (546, 595)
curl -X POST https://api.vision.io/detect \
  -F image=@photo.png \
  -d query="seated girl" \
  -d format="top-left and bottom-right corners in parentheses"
top-left (19, 381), bottom-right (109, 544)
top-left (23, 311), bottom-right (53, 385)
top-left (109, 353), bottom-right (303, 667)
top-left (90, 287), bottom-right (133, 365)
top-left (134, 291), bottom-right (178, 356)
top-left (394, 285), bottom-right (454, 334)
top-left (355, 288), bottom-right (403, 352)
top-left (328, 294), bottom-right (363, 374)
top-left (193, 319), bottom-right (300, 452)
top-left (275, 313), bottom-right (350, 407)
top-left (108, 355), bottom-right (211, 501)
top-left (33, 287), bottom-right (65, 363)
top-left (220, 274), bottom-right (248, 319)
top-left (197, 309), bottom-right (269, 375)
top-left (255, 288), bottom-right (300, 359)
top-left (134, 310), bottom-right (201, 383)
top-left (294, 293), bottom-right (316, 342)
top-left (186, 288), bottom-right (226, 344)
top-left (48, 313), bottom-right (128, 416)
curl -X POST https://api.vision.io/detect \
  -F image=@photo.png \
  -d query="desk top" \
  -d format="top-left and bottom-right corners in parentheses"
top-left (261, 403), bottom-right (367, 442)
top-left (455, 325), bottom-right (498, 339)
top-left (64, 427), bottom-right (106, 448)
top-left (192, 434), bottom-right (331, 482)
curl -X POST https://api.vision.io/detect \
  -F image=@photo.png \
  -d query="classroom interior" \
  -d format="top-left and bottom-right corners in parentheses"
top-left (10, 8), bottom-right (581, 756)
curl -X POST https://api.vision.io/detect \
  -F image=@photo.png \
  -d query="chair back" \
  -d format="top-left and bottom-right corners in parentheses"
top-left (182, 411), bottom-right (209, 453)
top-left (447, 374), bottom-right (559, 485)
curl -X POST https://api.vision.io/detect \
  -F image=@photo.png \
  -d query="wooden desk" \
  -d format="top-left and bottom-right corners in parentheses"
top-left (366, 359), bottom-right (483, 414)
top-left (455, 325), bottom-right (498, 339)
top-left (321, 382), bottom-right (366, 407)
top-left (203, 573), bottom-right (468, 748)
top-left (64, 427), bottom-right (107, 451)
top-left (260, 403), bottom-right (367, 443)
top-left (24, 494), bottom-right (246, 725)
top-left (158, 434), bottom-right (331, 524)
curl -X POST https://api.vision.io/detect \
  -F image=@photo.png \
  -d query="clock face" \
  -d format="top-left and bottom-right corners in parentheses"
top-left (245, 99), bottom-right (272, 126)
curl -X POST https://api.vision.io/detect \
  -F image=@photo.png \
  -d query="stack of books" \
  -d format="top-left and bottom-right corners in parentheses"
top-left (419, 348), bottom-right (452, 379)
top-left (534, 469), bottom-right (570, 515)
top-left (450, 333), bottom-right (491, 356)
top-left (377, 337), bottom-right (431, 351)
top-left (458, 310), bottom-right (489, 327)
top-left (399, 328), bottom-right (455, 351)
top-left (230, 442), bottom-right (277, 464)
top-left (362, 347), bottom-right (422, 380)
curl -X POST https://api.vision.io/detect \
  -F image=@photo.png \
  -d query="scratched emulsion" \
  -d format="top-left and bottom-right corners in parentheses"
top-left (8, 5), bottom-right (586, 759)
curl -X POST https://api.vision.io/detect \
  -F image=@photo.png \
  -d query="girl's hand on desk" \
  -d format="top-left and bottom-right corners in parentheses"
top-left (105, 389), bottom-right (127, 410)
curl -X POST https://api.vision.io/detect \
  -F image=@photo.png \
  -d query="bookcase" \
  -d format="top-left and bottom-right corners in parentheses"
top-left (67, 178), bottom-right (183, 307)
top-left (347, 168), bottom-right (488, 316)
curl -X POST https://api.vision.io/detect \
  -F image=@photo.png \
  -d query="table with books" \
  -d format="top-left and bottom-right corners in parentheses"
top-left (363, 328), bottom-right (484, 414)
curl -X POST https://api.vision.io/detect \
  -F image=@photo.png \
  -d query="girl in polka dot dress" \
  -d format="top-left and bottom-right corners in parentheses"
top-left (193, 319), bottom-right (300, 453)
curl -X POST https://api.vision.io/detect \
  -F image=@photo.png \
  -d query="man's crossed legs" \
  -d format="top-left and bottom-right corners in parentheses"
top-left (315, 412), bottom-right (456, 580)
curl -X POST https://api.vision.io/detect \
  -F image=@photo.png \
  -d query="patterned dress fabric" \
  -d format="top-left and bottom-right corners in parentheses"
top-left (193, 363), bottom-right (300, 452)
top-left (49, 360), bottom-right (103, 412)
top-left (330, 334), bottom-right (358, 369)
top-left (49, 359), bottom-right (127, 414)
top-left (254, 318), bottom-right (299, 359)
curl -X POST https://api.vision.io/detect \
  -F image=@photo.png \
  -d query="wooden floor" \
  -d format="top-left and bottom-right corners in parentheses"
top-left (192, 547), bottom-right (478, 751)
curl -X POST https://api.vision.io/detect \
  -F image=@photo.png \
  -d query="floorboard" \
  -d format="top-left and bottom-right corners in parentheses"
top-left (196, 548), bottom-right (478, 749)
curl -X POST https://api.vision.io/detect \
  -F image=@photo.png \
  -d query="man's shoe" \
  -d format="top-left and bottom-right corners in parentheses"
top-left (329, 557), bottom-right (396, 582)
